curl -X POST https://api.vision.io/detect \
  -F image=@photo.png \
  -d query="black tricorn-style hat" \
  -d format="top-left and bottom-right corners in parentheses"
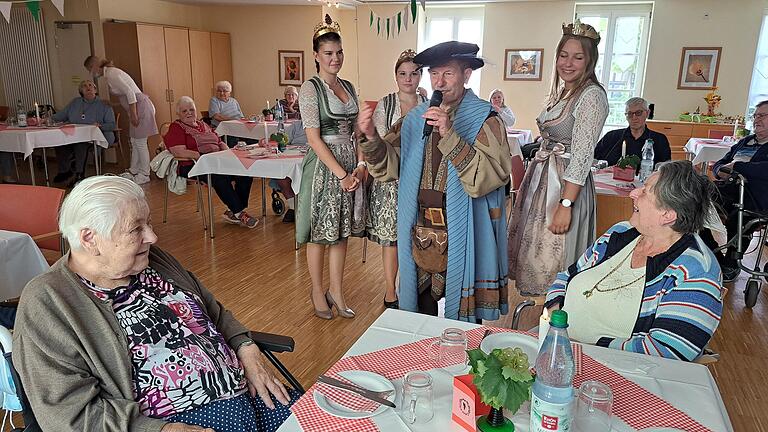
top-left (412, 41), bottom-right (484, 70)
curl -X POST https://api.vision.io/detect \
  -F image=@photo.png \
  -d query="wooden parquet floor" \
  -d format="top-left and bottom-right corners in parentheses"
top-left (10, 160), bottom-right (768, 431)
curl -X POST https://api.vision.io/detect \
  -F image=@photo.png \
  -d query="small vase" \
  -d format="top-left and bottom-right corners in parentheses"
top-left (477, 407), bottom-right (515, 432)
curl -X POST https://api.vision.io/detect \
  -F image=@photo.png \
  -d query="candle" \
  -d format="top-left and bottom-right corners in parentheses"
top-left (538, 308), bottom-right (551, 354)
top-left (266, 100), bottom-right (270, 111)
top-left (621, 140), bottom-right (626, 158)
top-left (263, 121), bottom-right (269, 144)
top-left (34, 102), bottom-right (40, 123)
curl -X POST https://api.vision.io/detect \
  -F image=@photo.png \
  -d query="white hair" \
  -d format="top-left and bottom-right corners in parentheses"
top-left (625, 97), bottom-right (649, 111)
top-left (59, 175), bottom-right (146, 250)
top-left (176, 96), bottom-right (196, 115)
top-left (284, 86), bottom-right (298, 95)
top-left (215, 80), bottom-right (232, 92)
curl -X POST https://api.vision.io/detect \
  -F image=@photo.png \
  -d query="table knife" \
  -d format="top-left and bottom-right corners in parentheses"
top-left (317, 375), bottom-right (396, 408)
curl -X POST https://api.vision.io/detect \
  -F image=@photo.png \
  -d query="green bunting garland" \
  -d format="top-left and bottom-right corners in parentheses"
top-left (26, 0), bottom-right (40, 21)
top-left (368, 0), bottom-right (419, 40)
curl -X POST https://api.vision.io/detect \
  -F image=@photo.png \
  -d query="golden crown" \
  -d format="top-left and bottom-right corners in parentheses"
top-left (398, 49), bottom-right (417, 62)
top-left (562, 19), bottom-right (600, 42)
top-left (313, 14), bottom-right (342, 41)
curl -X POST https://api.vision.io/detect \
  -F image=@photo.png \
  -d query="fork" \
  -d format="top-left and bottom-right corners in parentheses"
top-left (317, 375), bottom-right (395, 399)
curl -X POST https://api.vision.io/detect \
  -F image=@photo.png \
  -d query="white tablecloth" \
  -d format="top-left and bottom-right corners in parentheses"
top-left (215, 120), bottom-right (297, 141)
top-left (0, 124), bottom-right (108, 158)
top-left (0, 230), bottom-right (49, 300)
top-left (277, 309), bottom-right (732, 432)
top-left (187, 149), bottom-right (303, 195)
top-left (593, 168), bottom-right (636, 197)
top-left (685, 138), bottom-right (734, 166)
top-left (507, 128), bottom-right (533, 145)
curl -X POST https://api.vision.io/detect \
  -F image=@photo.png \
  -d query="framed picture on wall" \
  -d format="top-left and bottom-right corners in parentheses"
top-left (278, 50), bottom-right (304, 86)
top-left (504, 49), bottom-right (544, 81)
top-left (677, 47), bottom-right (722, 89)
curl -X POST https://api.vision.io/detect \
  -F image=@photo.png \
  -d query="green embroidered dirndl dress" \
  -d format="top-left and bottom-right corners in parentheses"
top-left (296, 76), bottom-right (364, 244)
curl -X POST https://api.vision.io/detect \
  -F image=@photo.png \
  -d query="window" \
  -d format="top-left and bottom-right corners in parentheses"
top-left (576, 3), bottom-right (653, 131)
top-left (418, 5), bottom-right (484, 95)
top-left (747, 12), bottom-right (768, 122)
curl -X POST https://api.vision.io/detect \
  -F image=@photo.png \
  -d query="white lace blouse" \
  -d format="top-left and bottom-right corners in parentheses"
top-left (537, 85), bottom-right (608, 186)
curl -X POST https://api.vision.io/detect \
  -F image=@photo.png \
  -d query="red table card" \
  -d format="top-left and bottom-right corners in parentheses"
top-left (452, 374), bottom-right (491, 432)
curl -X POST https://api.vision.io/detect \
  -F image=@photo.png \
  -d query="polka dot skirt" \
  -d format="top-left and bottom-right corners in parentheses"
top-left (166, 388), bottom-right (301, 432)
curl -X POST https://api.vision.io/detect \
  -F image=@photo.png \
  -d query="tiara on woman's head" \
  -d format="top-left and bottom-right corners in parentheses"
top-left (562, 19), bottom-right (600, 41)
top-left (399, 49), bottom-right (417, 62)
top-left (313, 14), bottom-right (342, 41)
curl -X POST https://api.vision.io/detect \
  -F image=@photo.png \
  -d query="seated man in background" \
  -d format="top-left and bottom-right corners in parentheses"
top-left (594, 97), bottom-right (670, 167)
top-left (14, 175), bottom-right (297, 432)
top-left (52, 80), bottom-right (116, 185)
top-left (699, 99), bottom-right (768, 282)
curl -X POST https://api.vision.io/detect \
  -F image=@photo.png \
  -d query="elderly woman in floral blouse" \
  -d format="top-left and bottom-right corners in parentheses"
top-left (13, 175), bottom-right (299, 432)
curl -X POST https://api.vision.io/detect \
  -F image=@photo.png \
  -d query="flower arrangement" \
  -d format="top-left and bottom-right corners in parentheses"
top-left (613, 154), bottom-right (640, 182)
top-left (704, 87), bottom-right (722, 116)
top-left (467, 347), bottom-right (534, 432)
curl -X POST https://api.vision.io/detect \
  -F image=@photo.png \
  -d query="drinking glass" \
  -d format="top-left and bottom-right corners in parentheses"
top-left (428, 328), bottom-right (468, 373)
top-left (400, 371), bottom-right (433, 424)
top-left (574, 380), bottom-right (613, 432)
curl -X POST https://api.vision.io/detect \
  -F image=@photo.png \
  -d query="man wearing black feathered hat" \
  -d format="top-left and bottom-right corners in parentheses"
top-left (358, 41), bottom-right (512, 322)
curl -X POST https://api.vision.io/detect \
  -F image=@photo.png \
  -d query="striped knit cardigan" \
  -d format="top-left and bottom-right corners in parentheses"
top-left (545, 222), bottom-right (724, 361)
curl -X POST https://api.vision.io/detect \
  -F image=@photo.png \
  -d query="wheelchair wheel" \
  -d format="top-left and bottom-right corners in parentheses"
top-left (744, 279), bottom-right (761, 308)
top-left (271, 191), bottom-right (285, 215)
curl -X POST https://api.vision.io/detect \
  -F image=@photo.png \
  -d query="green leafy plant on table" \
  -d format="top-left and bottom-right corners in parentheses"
top-left (270, 132), bottom-right (289, 152)
top-left (616, 154), bottom-right (640, 170)
top-left (467, 347), bottom-right (534, 432)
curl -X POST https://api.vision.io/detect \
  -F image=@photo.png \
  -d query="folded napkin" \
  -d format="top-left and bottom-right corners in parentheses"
top-left (315, 375), bottom-right (382, 413)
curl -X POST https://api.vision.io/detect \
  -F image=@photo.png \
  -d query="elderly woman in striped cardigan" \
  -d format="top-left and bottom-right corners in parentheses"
top-left (545, 160), bottom-right (724, 361)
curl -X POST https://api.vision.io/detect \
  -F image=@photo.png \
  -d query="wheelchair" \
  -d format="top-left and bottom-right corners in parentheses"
top-left (1, 326), bottom-right (304, 432)
top-left (716, 166), bottom-right (768, 308)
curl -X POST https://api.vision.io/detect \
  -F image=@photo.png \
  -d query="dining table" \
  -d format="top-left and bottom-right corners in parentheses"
top-left (684, 137), bottom-right (734, 168)
top-left (592, 168), bottom-right (637, 235)
top-left (277, 309), bottom-right (733, 432)
top-left (0, 124), bottom-right (108, 185)
top-left (186, 147), bottom-right (304, 239)
top-left (215, 119), bottom-right (297, 142)
top-left (0, 230), bottom-right (49, 300)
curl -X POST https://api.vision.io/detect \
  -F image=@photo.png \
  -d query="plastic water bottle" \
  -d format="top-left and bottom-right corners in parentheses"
top-left (275, 98), bottom-right (285, 133)
top-left (530, 310), bottom-right (575, 432)
top-left (639, 139), bottom-right (655, 183)
top-left (16, 100), bottom-right (26, 127)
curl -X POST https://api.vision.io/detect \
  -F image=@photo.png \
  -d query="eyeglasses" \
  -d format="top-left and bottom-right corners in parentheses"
top-left (625, 110), bottom-right (647, 118)
top-left (753, 113), bottom-right (768, 122)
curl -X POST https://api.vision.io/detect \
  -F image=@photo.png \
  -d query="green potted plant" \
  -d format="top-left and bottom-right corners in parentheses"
top-left (467, 347), bottom-right (534, 432)
top-left (269, 132), bottom-right (289, 152)
top-left (262, 108), bottom-right (274, 122)
top-left (613, 154), bottom-right (640, 182)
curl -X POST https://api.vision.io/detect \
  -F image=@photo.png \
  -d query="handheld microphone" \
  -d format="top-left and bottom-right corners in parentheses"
top-left (422, 90), bottom-right (443, 138)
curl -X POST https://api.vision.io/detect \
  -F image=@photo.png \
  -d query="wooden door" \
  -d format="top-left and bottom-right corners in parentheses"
top-left (210, 32), bottom-right (233, 85)
top-left (164, 27), bottom-right (194, 112)
top-left (136, 24), bottom-right (171, 154)
top-left (189, 30), bottom-right (214, 108)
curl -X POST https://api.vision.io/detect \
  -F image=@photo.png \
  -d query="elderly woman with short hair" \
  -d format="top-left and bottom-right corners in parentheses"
top-left (165, 96), bottom-right (258, 228)
top-left (13, 175), bottom-right (298, 432)
top-left (488, 89), bottom-right (516, 128)
top-left (545, 161), bottom-right (724, 361)
top-left (52, 79), bottom-right (116, 185)
top-left (209, 81), bottom-right (251, 148)
top-left (279, 86), bottom-right (301, 120)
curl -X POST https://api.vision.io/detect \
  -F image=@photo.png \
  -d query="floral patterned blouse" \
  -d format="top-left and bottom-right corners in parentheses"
top-left (79, 267), bottom-right (246, 418)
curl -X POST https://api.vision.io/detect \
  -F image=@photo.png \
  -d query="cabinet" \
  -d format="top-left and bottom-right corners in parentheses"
top-left (647, 120), bottom-right (735, 161)
top-left (103, 22), bottom-right (232, 155)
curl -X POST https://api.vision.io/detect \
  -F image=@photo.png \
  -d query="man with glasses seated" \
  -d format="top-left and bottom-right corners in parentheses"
top-left (594, 97), bottom-right (671, 167)
top-left (699, 100), bottom-right (768, 282)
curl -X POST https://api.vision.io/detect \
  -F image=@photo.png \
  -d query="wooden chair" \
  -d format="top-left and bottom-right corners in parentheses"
top-left (0, 184), bottom-right (66, 261)
top-left (158, 122), bottom-right (207, 231)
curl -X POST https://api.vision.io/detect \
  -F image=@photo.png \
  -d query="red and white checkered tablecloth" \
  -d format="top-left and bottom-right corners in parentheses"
top-left (290, 324), bottom-right (710, 431)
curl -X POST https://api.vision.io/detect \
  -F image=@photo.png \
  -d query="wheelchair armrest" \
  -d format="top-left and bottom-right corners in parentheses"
top-left (250, 331), bottom-right (295, 354)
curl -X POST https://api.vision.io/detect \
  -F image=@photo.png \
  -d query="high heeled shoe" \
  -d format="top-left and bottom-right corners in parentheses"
top-left (312, 294), bottom-right (333, 320)
top-left (325, 292), bottom-right (356, 319)
top-left (383, 295), bottom-right (399, 309)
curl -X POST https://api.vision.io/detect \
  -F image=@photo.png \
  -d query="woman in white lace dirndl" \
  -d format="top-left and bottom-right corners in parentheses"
top-left (506, 21), bottom-right (608, 328)
top-left (297, 15), bottom-right (365, 321)
top-left (368, 49), bottom-right (427, 310)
